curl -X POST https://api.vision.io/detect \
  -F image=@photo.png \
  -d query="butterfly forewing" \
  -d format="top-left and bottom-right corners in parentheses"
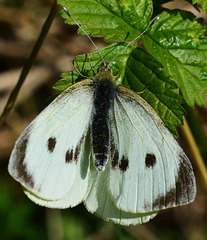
top-left (9, 80), bottom-right (94, 201)
top-left (24, 132), bottom-right (91, 208)
top-left (8, 61), bottom-right (196, 226)
top-left (108, 85), bottom-right (196, 213)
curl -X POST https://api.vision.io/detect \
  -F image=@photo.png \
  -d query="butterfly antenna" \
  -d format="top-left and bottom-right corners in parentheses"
top-left (63, 7), bottom-right (106, 66)
top-left (108, 17), bottom-right (159, 66)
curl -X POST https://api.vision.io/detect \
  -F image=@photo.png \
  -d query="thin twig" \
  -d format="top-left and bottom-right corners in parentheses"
top-left (0, 0), bottom-right (58, 127)
top-left (180, 117), bottom-right (207, 191)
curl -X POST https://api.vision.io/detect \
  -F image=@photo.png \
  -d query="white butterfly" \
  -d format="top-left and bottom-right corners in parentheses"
top-left (8, 9), bottom-right (196, 226)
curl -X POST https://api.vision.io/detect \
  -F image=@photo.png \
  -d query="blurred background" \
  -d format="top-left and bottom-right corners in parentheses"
top-left (0, 0), bottom-right (206, 239)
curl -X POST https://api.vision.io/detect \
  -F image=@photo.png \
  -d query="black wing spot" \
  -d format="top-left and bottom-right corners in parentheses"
top-left (65, 135), bottom-right (85, 163)
top-left (111, 149), bottom-right (119, 169)
top-left (74, 145), bottom-right (80, 162)
top-left (65, 135), bottom-right (85, 164)
top-left (110, 139), bottom-right (119, 169)
top-left (152, 152), bottom-right (196, 211)
top-left (110, 140), bottom-right (119, 169)
top-left (119, 156), bottom-right (129, 172)
top-left (176, 153), bottom-right (196, 203)
top-left (15, 125), bottom-right (34, 188)
top-left (145, 153), bottom-right (156, 168)
top-left (74, 135), bottom-right (84, 163)
top-left (66, 149), bottom-right (73, 163)
top-left (153, 187), bottom-right (176, 210)
top-left (47, 137), bottom-right (56, 153)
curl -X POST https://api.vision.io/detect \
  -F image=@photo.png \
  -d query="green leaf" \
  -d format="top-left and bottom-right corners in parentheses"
top-left (193, 0), bottom-right (207, 13)
top-left (55, 42), bottom-right (184, 136)
top-left (124, 47), bottom-right (185, 136)
top-left (54, 43), bottom-right (132, 91)
top-left (56, 2), bottom-right (202, 135)
top-left (54, 71), bottom-right (82, 91)
top-left (58, 0), bottom-right (153, 41)
top-left (143, 10), bottom-right (207, 107)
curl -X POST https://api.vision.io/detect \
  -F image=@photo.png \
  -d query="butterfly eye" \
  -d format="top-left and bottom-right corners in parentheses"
top-left (47, 137), bottom-right (56, 153)
top-left (145, 153), bottom-right (156, 168)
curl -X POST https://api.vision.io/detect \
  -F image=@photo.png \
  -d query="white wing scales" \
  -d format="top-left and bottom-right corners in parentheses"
top-left (24, 133), bottom-right (91, 208)
top-left (108, 85), bottom-right (196, 213)
top-left (8, 71), bottom-right (196, 225)
top-left (84, 156), bottom-right (158, 225)
top-left (9, 80), bottom-right (94, 202)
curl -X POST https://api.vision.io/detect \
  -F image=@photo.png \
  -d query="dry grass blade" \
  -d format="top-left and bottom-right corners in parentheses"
top-left (0, 0), bottom-right (58, 127)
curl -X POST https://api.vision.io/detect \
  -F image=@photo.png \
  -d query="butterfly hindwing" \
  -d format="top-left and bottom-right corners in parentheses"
top-left (8, 61), bottom-right (196, 225)
top-left (8, 80), bottom-right (94, 202)
top-left (84, 155), bottom-right (158, 225)
top-left (108, 85), bottom-right (196, 213)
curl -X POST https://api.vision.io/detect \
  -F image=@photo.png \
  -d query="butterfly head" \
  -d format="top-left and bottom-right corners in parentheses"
top-left (95, 63), bottom-right (115, 83)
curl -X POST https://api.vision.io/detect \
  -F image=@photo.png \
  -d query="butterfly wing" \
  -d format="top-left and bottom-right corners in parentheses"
top-left (24, 133), bottom-right (91, 208)
top-left (84, 156), bottom-right (158, 225)
top-left (8, 80), bottom-right (94, 204)
top-left (108, 85), bottom-right (196, 214)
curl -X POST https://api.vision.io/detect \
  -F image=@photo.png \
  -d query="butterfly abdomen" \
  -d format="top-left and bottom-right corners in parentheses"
top-left (92, 75), bottom-right (116, 171)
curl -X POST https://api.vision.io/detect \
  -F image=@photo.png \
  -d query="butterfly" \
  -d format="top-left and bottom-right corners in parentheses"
top-left (8, 8), bottom-right (196, 226)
